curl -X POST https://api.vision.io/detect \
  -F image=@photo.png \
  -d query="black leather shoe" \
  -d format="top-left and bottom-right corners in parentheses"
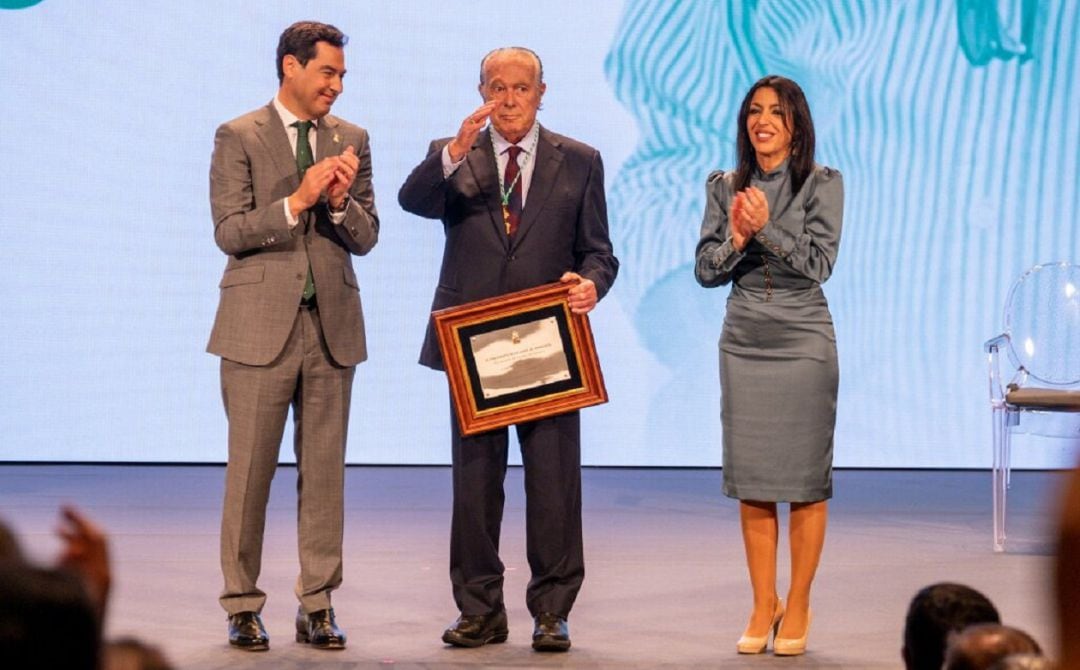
top-left (441, 609), bottom-right (509, 648)
top-left (295, 607), bottom-right (346, 650)
top-left (227, 611), bottom-right (269, 651)
top-left (532, 612), bottom-right (571, 652)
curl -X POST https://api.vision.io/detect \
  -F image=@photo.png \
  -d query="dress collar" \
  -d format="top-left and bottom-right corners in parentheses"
top-left (754, 156), bottom-right (790, 180)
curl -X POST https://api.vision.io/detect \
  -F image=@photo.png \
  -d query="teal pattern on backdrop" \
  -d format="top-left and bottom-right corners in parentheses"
top-left (605, 0), bottom-right (1080, 465)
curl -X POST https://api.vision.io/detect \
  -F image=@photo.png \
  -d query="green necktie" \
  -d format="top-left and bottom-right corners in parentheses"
top-left (293, 120), bottom-right (316, 301)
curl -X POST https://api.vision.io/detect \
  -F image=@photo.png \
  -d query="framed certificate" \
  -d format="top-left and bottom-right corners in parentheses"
top-left (433, 281), bottom-right (608, 435)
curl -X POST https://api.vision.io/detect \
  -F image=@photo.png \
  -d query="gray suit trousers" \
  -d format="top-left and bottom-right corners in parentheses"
top-left (218, 304), bottom-right (354, 615)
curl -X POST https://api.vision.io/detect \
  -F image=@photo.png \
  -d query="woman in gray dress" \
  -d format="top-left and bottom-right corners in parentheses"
top-left (695, 75), bottom-right (843, 656)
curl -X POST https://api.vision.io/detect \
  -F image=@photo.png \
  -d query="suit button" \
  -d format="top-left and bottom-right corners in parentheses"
top-left (296, 274), bottom-right (304, 280)
top-left (507, 255), bottom-right (515, 261)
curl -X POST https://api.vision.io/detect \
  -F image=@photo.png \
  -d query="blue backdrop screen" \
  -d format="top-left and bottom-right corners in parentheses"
top-left (0, 1), bottom-right (1077, 467)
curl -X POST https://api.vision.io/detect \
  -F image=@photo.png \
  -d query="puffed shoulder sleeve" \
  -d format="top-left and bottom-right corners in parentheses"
top-left (754, 166), bottom-right (843, 283)
top-left (694, 170), bottom-right (743, 287)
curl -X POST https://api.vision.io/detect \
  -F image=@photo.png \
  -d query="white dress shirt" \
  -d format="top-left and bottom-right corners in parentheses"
top-left (442, 121), bottom-right (541, 207)
top-left (273, 95), bottom-right (346, 227)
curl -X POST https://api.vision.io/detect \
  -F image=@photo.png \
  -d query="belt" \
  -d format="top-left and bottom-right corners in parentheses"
top-left (299, 295), bottom-right (318, 309)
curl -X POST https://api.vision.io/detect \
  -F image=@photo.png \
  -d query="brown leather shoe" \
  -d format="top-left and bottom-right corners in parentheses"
top-left (227, 611), bottom-right (269, 651)
top-left (295, 607), bottom-right (346, 650)
top-left (441, 610), bottom-right (509, 647)
top-left (532, 612), bottom-right (571, 652)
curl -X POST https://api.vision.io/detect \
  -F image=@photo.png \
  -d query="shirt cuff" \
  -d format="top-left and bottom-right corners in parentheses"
top-left (328, 196), bottom-right (349, 224)
top-left (442, 144), bottom-right (465, 178)
top-left (712, 238), bottom-right (743, 270)
top-left (283, 198), bottom-right (300, 229)
top-left (755, 221), bottom-right (793, 258)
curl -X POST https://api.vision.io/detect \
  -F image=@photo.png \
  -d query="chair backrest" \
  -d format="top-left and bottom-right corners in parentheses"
top-left (1004, 261), bottom-right (1080, 386)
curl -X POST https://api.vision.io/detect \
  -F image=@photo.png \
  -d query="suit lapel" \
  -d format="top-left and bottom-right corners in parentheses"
top-left (316, 115), bottom-right (342, 163)
top-left (313, 116), bottom-right (345, 231)
top-left (512, 127), bottom-right (563, 251)
top-left (254, 102), bottom-right (301, 192)
top-left (464, 130), bottom-right (510, 250)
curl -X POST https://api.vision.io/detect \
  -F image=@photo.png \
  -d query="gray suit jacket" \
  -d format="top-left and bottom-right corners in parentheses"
top-left (207, 102), bottom-right (379, 367)
top-left (398, 126), bottom-right (618, 370)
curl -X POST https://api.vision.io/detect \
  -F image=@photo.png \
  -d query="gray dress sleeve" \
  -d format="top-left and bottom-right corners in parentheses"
top-left (753, 166), bottom-right (844, 284)
top-left (694, 170), bottom-right (745, 287)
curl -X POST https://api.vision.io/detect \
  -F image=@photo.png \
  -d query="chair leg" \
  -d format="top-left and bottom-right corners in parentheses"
top-left (1004, 412), bottom-right (1014, 489)
top-left (991, 406), bottom-right (1009, 552)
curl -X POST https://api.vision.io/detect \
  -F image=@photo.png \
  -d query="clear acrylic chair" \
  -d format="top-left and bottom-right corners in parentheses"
top-left (985, 261), bottom-right (1080, 552)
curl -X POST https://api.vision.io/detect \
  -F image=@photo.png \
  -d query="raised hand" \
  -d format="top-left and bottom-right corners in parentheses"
top-left (56, 506), bottom-right (111, 620)
top-left (447, 101), bottom-right (498, 162)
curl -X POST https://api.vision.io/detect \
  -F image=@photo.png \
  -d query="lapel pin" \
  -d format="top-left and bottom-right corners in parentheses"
top-left (333, 133), bottom-right (341, 144)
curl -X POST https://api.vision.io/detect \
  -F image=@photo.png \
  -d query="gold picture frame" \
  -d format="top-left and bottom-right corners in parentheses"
top-left (433, 281), bottom-right (608, 435)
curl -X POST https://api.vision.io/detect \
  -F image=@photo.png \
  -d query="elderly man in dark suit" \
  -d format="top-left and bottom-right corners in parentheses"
top-left (207, 21), bottom-right (378, 651)
top-left (398, 47), bottom-right (618, 653)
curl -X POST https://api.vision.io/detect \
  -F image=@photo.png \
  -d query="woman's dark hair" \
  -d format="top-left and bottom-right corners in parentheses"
top-left (733, 75), bottom-right (815, 194)
top-left (276, 21), bottom-right (347, 84)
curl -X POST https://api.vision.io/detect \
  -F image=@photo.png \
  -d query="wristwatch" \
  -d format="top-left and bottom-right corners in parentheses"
top-left (328, 195), bottom-right (350, 214)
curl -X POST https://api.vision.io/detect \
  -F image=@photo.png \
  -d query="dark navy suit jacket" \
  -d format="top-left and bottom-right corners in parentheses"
top-left (398, 126), bottom-right (619, 370)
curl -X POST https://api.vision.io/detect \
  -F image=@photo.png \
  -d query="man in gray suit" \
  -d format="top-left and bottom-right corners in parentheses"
top-left (207, 21), bottom-right (378, 651)
top-left (398, 47), bottom-right (618, 653)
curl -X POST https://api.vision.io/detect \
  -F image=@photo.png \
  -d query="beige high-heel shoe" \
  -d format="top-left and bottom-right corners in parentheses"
top-left (736, 599), bottom-right (784, 654)
top-left (773, 608), bottom-right (812, 656)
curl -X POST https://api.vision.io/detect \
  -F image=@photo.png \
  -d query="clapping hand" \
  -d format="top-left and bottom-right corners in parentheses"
top-left (289, 146), bottom-right (360, 217)
top-left (729, 196), bottom-right (751, 250)
top-left (290, 158), bottom-right (339, 216)
top-left (730, 186), bottom-right (770, 250)
top-left (327, 145), bottom-right (359, 210)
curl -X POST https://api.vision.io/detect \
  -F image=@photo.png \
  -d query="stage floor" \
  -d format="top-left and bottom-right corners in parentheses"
top-left (0, 465), bottom-right (1065, 669)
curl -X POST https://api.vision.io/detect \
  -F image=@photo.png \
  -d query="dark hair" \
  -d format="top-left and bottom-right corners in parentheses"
top-left (944, 624), bottom-right (1042, 670)
top-left (276, 21), bottom-right (347, 84)
top-left (903, 583), bottom-right (1001, 670)
top-left (0, 562), bottom-right (101, 670)
top-left (733, 75), bottom-right (815, 194)
top-left (479, 47), bottom-right (545, 85)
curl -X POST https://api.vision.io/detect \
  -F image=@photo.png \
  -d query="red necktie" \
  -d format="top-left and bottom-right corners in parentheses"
top-left (502, 145), bottom-right (523, 236)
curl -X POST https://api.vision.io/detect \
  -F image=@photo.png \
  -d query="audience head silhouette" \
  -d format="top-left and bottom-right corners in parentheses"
top-left (903, 582), bottom-right (1001, 670)
top-left (0, 561), bottom-right (100, 670)
top-left (943, 623), bottom-right (1042, 670)
top-left (990, 653), bottom-right (1058, 670)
